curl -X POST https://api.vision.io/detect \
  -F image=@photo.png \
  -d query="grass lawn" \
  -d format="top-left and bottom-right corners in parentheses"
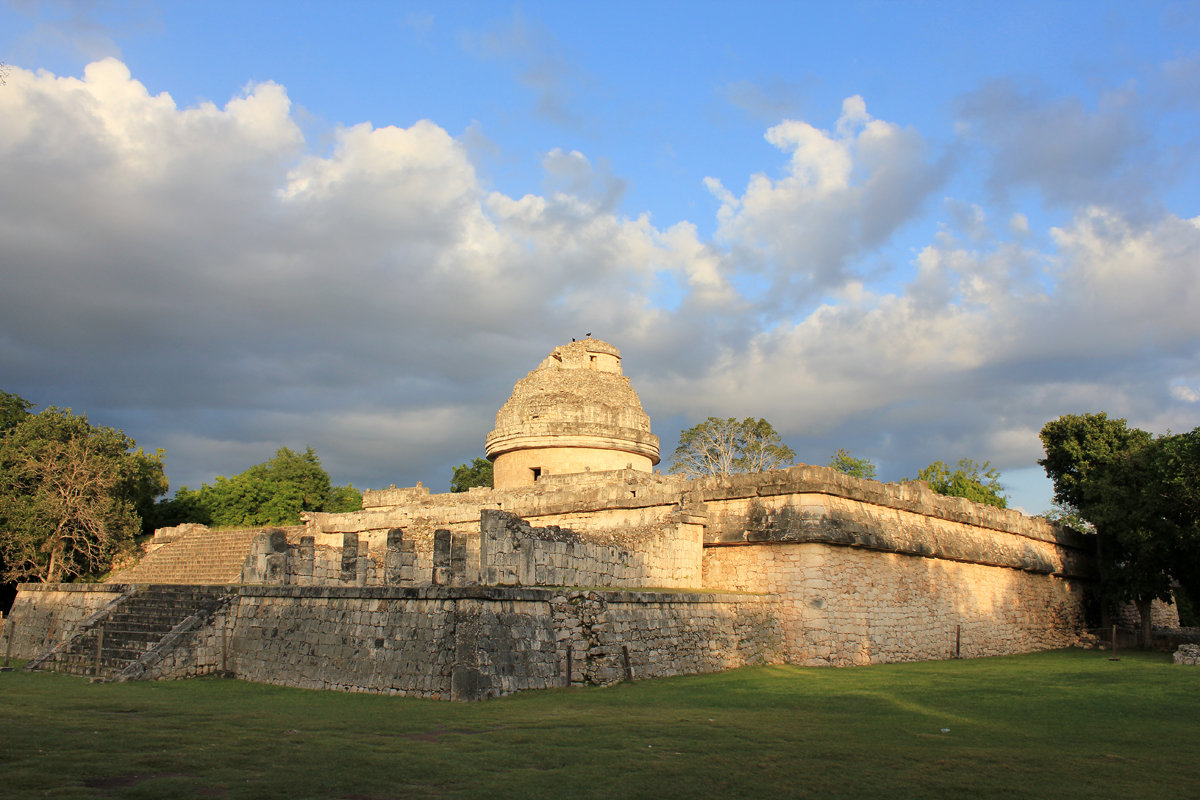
top-left (1, 648), bottom-right (1197, 799)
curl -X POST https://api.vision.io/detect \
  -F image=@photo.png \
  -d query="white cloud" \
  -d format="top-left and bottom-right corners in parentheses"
top-left (639, 202), bottom-right (1200, 482)
top-left (703, 95), bottom-right (947, 306)
top-left (1, 59), bottom-right (1198, 505)
top-left (1170, 384), bottom-right (1200, 404)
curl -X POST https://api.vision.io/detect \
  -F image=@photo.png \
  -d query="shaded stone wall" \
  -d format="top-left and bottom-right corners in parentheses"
top-left (556, 590), bottom-right (781, 686)
top-left (704, 542), bottom-right (1085, 666)
top-left (1, 584), bottom-right (128, 660)
top-left (9, 584), bottom-right (779, 700)
top-left (168, 585), bottom-right (778, 700)
top-left (1112, 598), bottom-right (1181, 628)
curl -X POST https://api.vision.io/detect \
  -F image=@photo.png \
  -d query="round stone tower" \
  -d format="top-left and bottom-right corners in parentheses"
top-left (485, 338), bottom-right (660, 489)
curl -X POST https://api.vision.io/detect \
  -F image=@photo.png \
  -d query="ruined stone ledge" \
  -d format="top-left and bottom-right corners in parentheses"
top-left (361, 469), bottom-right (685, 512)
top-left (704, 524), bottom-right (1094, 579)
top-left (14, 583), bottom-right (127, 594)
top-left (325, 493), bottom-right (690, 535)
top-left (485, 425), bottom-right (660, 459)
top-left (695, 465), bottom-right (1089, 551)
top-left (234, 584), bottom-right (765, 604)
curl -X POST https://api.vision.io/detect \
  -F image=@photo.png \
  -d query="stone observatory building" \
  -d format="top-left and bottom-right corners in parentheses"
top-left (485, 338), bottom-right (660, 488)
top-left (3, 338), bottom-right (1112, 701)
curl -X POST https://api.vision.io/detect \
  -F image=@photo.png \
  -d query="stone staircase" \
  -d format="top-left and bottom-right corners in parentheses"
top-left (109, 527), bottom-right (296, 584)
top-left (26, 585), bottom-right (234, 681)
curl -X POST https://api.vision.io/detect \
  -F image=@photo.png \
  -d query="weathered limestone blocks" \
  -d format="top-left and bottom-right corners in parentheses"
top-left (225, 587), bottom-right (463, 697)
top-left (549, 589), bottom-right (781, 687)
top-left (700, 468), bottom-right (1093, 580)
top-left (1174, 644), bottom-right (1200, 665)
top-left (486, 339), bottom-right (660, 489)
top-left (241, 529), bottom-right (289, 584)
top-left (111, 525), bottom-right (301, 585)
top-left (144, 522), bottom-right (210, 553)
top-left (1, 583), bottom-right (778, 700)
top-left (700, 465), bottom-right (1087, 543)
top-left (326, 469), bottom-right (688, 547)
top-left (1, 584), bottom-right (129, 660)
top-left (1112, 597), bottom-right (1182, 629)
top-left (703, 542), bottom-right (1084, 666)
top-left (479, 510), bottom-right (702, 589)
top-left (146, 584), bottom-right (776, 700)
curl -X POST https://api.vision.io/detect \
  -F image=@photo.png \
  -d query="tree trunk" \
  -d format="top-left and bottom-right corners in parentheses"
top-left (1136, 596), bottom-right (1154, 648)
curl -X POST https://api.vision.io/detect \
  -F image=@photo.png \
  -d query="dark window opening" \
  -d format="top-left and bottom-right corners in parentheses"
top-left (531, 467), bottom-right (542, 481)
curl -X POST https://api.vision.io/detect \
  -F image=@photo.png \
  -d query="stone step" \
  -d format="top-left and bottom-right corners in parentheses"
top-left (35, 584), bottom-right (234, 679)
top-left (108, 527), bottom-right (300, 585)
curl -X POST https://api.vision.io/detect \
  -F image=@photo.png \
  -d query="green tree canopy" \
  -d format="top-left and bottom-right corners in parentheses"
top-left (670, 417), bottom-right (796, 479)
top-left (450, 457), bottom-right (493, 492)
top-left (1040, 413), bottom-right (1200, 635)
top-left (0, 406), bottom-right (166, 582)
top-left (915, 458), bottom-right (1007, 508)
top-left (154, 447), bottom-right (361, 529)
top-left (1, 390), bottom-right (34, 432)
top-left (828, 448), bottom-right (877, 480)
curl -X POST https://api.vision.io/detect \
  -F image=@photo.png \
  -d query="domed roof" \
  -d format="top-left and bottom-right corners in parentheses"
top-left (485, 338), bottom-right (660, 464)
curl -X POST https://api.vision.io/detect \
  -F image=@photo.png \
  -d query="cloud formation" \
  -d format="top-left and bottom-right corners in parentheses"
top-left (705, 96), bottom-right (947, 307)
top-left (1, 59), bottom-right (1198, 511)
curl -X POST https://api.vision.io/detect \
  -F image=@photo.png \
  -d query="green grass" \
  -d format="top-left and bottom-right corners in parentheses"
top-left (2, 649), bottom-right (1198, 799)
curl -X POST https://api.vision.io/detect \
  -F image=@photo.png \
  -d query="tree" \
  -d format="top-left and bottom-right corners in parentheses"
top-left (1038, 500), bottom-right (1093, 534)
top-left (451, 457), bottom-right (493, 492)
top-left (829, 448), bottom-right (877, 480)
top-left (1039, 413), bottom-right (1170, 642)
top-left (669, 417), bottom-right (796, 478)
top-left (122, 446), bottom-right (170, 536)
top-left (1, 390), bottom-right (33, 432)
top-left (0, 407), bottom-right (166, 583)
top-left (0, 391), bottom-right (35, 600)
top-left (1136, 427), bottom-right (1200, 627)
top-left (915, 458), bottom-right (1007, 508)
top-left (148, 485), bottom-right (212, 528)
top-left (325, 484), bottom-right (365, 513)
top-left (156, 446), bottom-right (361, 528)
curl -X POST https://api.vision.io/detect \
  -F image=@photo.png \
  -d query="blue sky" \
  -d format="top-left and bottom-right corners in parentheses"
top-left (2, 1), bottom-right (1199, 513)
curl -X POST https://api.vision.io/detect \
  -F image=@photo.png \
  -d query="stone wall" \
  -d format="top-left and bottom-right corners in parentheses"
top-left (240, 510), bottom-right (705, 592)
top-left (151, 585), bottom-right (779, 700)
top-left (5, 463), bottom-right (1104, 694)
top-left (325, 470), bottom-right (687, 542)
top-left (1112, 598), bottom-right (1182, 629)
top-left (478, 510), bottom-right (703, 588)
top-left (704, 541), bottom-right (1084, 666)
top-left (1, 584), bottom-right (128, 660)
top-left (697, 467), bottom-right (1090, 560)
top-left (8, 583), bottom-right (779, 700)
top-left (558, 590), bottom-right (781, 685)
